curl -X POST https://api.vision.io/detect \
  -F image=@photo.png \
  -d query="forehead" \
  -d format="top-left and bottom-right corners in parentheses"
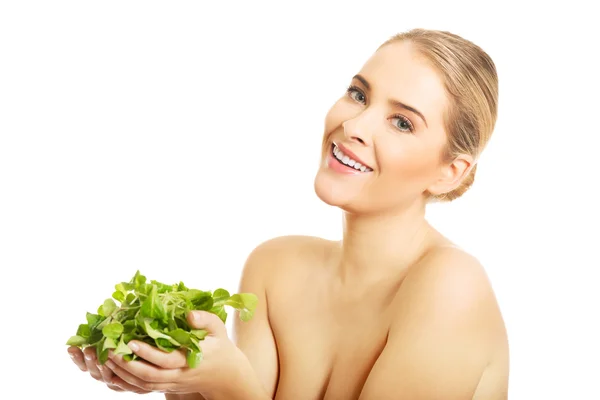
top-left (358, 41), bottom-right (448, 127)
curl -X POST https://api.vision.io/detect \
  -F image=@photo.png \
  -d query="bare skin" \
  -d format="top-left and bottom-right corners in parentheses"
top-left (69, 39), bottom-right (509, 399)
top-left (233, 234), bottom-right (509, 400)
top-left (69, 233), bottom-right (509, 400)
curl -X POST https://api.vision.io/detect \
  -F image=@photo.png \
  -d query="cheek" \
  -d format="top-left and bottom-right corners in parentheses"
top-left (379, 141), bottom-right (441, 179)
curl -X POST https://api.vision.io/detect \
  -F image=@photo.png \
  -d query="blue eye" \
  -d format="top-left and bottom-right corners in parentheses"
top-left (391, 115), bottom-right (414, 133)
top-left (347, 86), bottom-right (366, 104)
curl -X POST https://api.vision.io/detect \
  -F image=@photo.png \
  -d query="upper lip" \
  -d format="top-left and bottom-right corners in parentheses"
top-left (334, 142), bottom-right (373, 169)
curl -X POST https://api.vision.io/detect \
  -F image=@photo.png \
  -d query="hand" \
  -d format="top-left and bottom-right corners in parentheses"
top-left (105, 310), bottom-right (253, 396)
top-left (67, 345), bottom-right (151, 394)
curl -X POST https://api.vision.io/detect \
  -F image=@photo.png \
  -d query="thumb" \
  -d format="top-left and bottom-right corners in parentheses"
top-left (187, 310), bottom-right (227, 338)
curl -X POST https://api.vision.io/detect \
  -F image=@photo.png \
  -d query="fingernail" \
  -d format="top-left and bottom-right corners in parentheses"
top-left (68, 353), bottom-right (76, 359)
top-left (97, 364), bottom-right (104, 371)
top-left (192, 311), bottom-right (203, 323)
top-left (84, 354), bottom-right (93, 361)
top-left (106, 360), bottom-right (115, 369)
top-left (128, 341), bottom-right (139, 351)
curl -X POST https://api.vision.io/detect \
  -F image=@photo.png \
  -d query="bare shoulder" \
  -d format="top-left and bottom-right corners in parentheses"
top-left (359, 246), bottom-right (508, 399)
top-left (396, 245), bottom-right (507, 345)
top-left (240, 234), bottom-right (333, 284)
top-left (244, 234), bottom-right (331, 264)
top-left (402, 245), bottom-right (498, 309)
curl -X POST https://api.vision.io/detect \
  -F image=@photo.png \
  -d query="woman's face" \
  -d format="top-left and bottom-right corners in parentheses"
top-left (314, 40), bottom-right (458, 214)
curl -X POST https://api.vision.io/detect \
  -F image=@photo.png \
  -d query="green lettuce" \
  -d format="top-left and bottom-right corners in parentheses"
top-left (66, 270), bottom-right (257, 368)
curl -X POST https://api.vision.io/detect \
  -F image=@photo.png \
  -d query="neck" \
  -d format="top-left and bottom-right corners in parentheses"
top-left (336, 201), bottom-right (435, 286)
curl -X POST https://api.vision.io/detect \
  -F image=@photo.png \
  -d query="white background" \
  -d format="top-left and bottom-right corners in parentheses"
top-left (1, 1), bottom-right (599, 399)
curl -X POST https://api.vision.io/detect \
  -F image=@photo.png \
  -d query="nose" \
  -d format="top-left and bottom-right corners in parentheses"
top-left (342, 112), bottom-right (374, 146)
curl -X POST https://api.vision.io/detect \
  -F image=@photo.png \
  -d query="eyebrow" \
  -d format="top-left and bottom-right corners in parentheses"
top-left (352, 74), bottom-right (428, 128)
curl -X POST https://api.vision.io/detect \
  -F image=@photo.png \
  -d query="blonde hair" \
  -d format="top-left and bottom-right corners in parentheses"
top-left (380, 29), bottom-right (499, 202)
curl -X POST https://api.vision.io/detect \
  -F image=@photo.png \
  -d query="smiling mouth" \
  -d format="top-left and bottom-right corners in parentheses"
top-left (331, 143), bottom-right (373, 172)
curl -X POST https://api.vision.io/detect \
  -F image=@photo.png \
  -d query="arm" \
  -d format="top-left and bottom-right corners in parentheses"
top-left (359, 251), bottom-right (501, 400)
top-left (231, 238), bottom-right (280, 397)
top-left (165, 395), bottom-right (205, 400)
top-left (165, 239), bottom-right (280, 400)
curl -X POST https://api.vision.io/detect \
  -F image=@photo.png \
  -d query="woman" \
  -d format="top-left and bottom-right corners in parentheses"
top-left (68, 28), bottom-right (510, 399)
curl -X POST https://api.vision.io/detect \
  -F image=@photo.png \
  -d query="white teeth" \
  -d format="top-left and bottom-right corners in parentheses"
top-left (332, 144), bottom-right (372, 172)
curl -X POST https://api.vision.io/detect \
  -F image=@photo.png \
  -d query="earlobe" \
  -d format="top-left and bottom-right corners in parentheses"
top-left (427, 155), bottom-right (474, 196)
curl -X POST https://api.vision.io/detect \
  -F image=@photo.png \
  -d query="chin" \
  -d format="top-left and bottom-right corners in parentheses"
top-left (313, 178), bottom-right (338, 207)
top-left (313, 166), bottom-right (368, 212)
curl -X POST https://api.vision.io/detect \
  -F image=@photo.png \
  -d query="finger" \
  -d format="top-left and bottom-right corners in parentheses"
top-left (83, 347), bottom-right (103, 381)
top-left (187, 310), bottom-right (227, 338)
top-left (68, 347), bottom-right (88, 372)
top-left (106, 383), bottom-right (125, 392)
top-left (108, 377), bottom-right (151, 394)
top-left (104, 361), bottom-right (152, 393)
top-left (108, 352), bottom-right (182, 383)
top-left (106, 359), bottom-right (174, 393)
top-left (120, 341), bottom-right (187, 369)
top-left (98, 357), bottom-right (116, 383)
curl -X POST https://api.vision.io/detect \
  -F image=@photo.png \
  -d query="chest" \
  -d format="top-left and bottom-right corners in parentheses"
top-left (269, 285), bottom-right (395, 400)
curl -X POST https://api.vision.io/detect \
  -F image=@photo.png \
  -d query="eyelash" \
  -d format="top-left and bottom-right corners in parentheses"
top-left (346, 85), bottom-right (415, 133)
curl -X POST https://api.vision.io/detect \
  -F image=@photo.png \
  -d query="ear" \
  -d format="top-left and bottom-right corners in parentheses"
top-left (427, 154), bottom-right (474, 196)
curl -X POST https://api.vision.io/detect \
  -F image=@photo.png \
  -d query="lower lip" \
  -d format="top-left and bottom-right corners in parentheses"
top-left (326, 150), bottom-right (368, 175)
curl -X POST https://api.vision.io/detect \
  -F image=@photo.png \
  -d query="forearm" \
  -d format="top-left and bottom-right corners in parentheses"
top-left (165, 394), bottom-right (206, 400)
top-left (164, 365), bottom-right (270, 400)
top-left (165, 385), bottom-right (268, 400)
top-left (208, 379), bottom-right (271, 400)
top-left (203, 362), bottom-right (272, 400)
